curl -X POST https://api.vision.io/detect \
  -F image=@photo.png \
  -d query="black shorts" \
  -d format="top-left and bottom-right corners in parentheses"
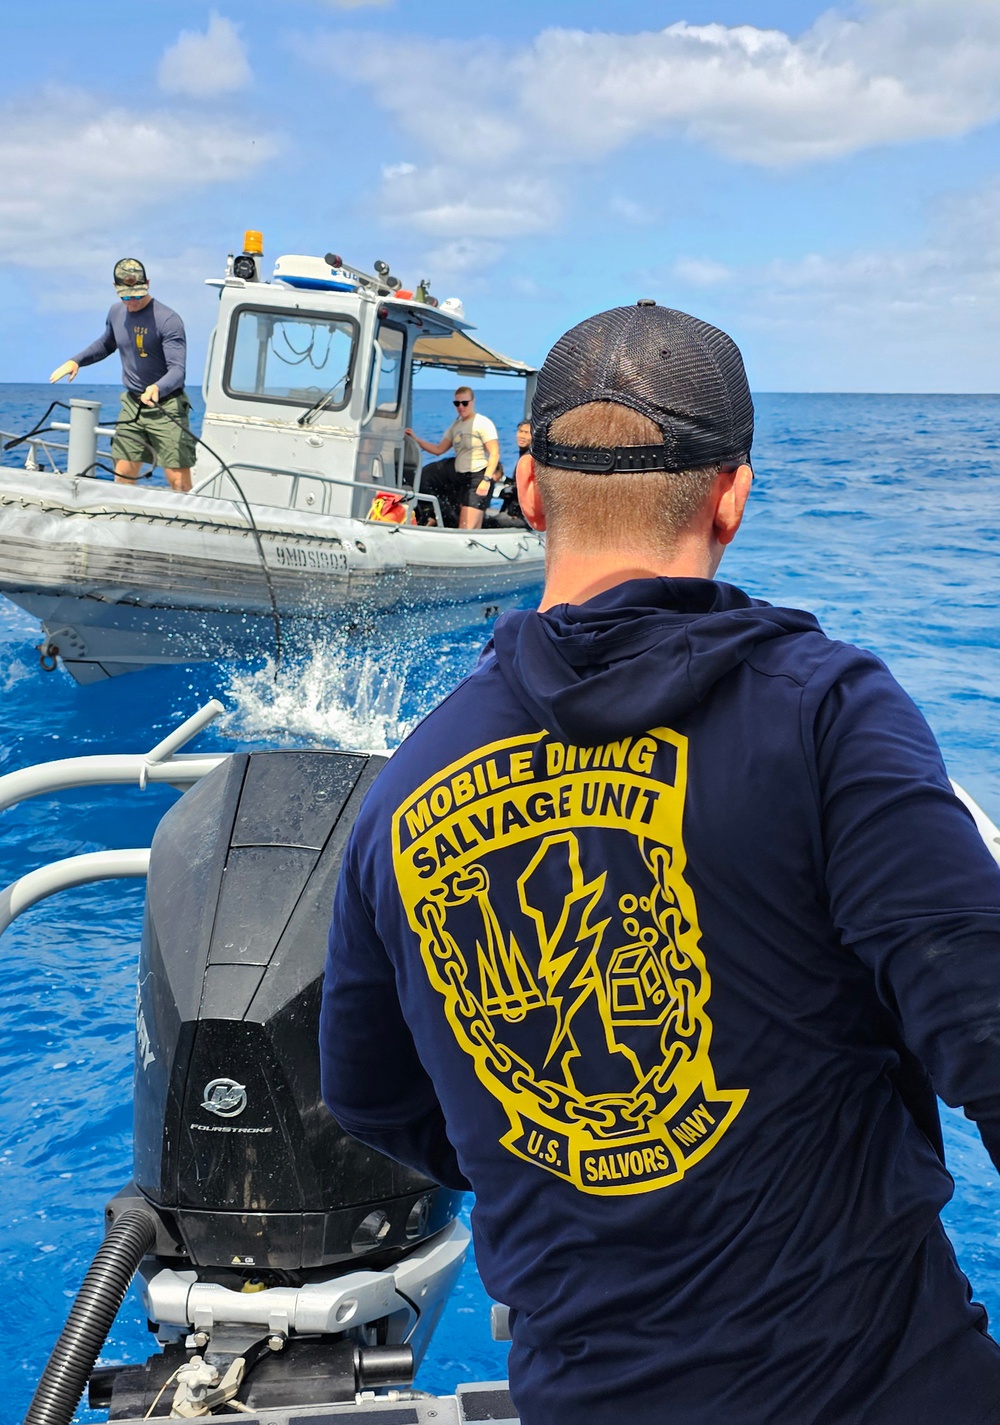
top-left (418, 458), bottom-right (499, 526)
top-left (463, 471), bottom-right (496, 511)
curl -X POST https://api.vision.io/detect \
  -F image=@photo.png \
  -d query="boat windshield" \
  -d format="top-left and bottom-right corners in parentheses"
top-left (224, 306), bottom-right (357, 411)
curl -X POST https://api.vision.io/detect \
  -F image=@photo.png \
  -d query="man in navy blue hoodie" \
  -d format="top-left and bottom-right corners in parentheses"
top-left (320, 303), bottom-right (1000, 1424)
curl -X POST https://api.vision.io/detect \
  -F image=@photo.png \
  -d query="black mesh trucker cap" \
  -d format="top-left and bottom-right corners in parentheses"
top-left (530, 301), bottom-right (753, 474)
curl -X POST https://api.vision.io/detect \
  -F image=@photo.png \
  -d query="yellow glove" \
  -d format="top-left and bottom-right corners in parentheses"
top-left (140, 384), bottom-right (160, 407)
top-left (49, 360), bottom-right (79, 384)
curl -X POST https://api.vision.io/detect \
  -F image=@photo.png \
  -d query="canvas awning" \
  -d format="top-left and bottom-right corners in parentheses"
top-left (412, 329), bottom-right (535, 379)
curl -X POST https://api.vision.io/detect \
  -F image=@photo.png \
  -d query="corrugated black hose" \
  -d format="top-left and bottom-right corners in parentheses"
top-left (23, 1207), bottom-right (158, 1425)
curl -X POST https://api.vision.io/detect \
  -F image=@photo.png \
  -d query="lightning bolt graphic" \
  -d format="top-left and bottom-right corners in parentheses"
top-left (518, 834), bottom-right (610, 1083)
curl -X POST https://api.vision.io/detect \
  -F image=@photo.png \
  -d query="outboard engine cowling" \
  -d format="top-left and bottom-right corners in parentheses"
top-left (127, 750), bottom-right (463, 1272)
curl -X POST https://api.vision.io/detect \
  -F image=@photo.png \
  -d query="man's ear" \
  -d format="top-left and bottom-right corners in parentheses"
top-left (517, 456), bottom-right (547, 532)
top-left (713, 463), bottom-right (752, 548)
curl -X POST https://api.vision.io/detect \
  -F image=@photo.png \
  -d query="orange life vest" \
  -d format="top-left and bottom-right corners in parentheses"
top-left (367, 490), bottom-right (409, 524)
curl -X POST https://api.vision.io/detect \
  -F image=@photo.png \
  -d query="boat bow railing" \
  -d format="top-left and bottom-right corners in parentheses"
top-left (0, 700), bottom-right (229, 935)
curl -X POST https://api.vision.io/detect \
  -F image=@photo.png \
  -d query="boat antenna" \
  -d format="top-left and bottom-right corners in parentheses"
top-left (115, 405), bottom-right (284, 676)
top-left (325, 253), bottom-right (402, 297)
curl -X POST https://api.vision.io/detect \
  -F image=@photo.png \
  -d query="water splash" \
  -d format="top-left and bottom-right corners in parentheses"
top-left (218, 635), bottom-right (427, 753)
top-left (2, 659), bottom-right (32, 694)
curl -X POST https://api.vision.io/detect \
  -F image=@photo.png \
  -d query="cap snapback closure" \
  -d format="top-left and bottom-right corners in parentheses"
top-left (530, 439), bottom-right (676, 474)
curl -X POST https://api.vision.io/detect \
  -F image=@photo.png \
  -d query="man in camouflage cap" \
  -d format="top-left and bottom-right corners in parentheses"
top-left (50, 258), bottom-right (196, 491)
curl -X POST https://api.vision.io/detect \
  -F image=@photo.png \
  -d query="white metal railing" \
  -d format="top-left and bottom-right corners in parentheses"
top-left (0, 428), bottom-right (91, 475)
top-left (2, 404), bottom-right (454, 524)
top-left (0, 701), bottom-right (230, 934)
top-left (51, 420), bottom-right (117, 436)
top-left (0, 849), bottom-right (151, 935)
top-left (192, 461), bottom-right (445, 527)
top-left (192, 460), bottom-right (375, 498)
top-left (0, 441), bottom-right (116, 476)
top-left (0, 398), bottom-right (117, 478)
top-left (0, 701), bottom-right (228, 812)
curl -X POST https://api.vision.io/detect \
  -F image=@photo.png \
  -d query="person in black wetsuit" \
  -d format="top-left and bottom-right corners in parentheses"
top-left (320, 301), bottom-right (1000, 1425)
top-left (486, 419), bottom-right (530, 529)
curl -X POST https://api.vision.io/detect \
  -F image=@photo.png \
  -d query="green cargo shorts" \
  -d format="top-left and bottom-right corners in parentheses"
top-left (111, 390), bottom-right (198, 470)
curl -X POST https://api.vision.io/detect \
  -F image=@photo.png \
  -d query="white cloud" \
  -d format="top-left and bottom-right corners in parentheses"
top-left (508, 274), bottom-right (563, 303)
top-left (158, 13), bottom-right (252, 97)
top-left (298, 0), bottom-right (1000, 275)
top-left (652, 178), bottom-right (1000, 388)
top-left (608, 196), bottom-right (658, 227)
top-left (769, 182), bottom-right (1000, 319)
top-left (378, 162), bottom-right (559, 239)
top-left (672, 257), bottom-right (733, 287)
top-left (421, 239), bottom-right (504, 281)
top-left (0, 89), bottom-right (278, 271)
top-left (513, 7), bottom-right (1000, 168)
top-left (297, 32), bottom-right (523, 165)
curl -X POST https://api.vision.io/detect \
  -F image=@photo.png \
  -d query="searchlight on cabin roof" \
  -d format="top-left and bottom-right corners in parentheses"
top-left (232, 228), bottom-right (263, 282)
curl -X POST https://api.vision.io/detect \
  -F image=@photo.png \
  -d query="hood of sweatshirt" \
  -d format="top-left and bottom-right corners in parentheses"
top-left (490, 577), bottom-right (821, 744)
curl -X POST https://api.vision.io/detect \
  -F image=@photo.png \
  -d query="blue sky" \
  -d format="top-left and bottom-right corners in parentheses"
top-left (3, 0), bottom-right (1000, 391)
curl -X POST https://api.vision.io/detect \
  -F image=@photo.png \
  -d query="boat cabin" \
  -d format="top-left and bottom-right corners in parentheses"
top-left (195, 241), bottom-right (535, 522)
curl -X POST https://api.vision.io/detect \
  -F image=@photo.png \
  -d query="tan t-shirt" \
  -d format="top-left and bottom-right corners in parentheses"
top-left (450, 412), bottom-right (498, 473)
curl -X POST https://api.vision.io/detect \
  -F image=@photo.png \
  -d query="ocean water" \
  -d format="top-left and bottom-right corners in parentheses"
top-left (1, 383), bottom-right (998, 1418)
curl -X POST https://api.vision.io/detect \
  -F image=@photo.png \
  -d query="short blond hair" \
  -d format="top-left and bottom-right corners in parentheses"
top-left (533, 402), bottom-right (720, 556)
top-left (454, 385), bottom-right (474, 400)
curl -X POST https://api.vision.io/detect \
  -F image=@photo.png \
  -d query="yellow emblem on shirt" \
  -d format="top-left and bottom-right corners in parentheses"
top-left (391, 728), bottom-right (747, 1195)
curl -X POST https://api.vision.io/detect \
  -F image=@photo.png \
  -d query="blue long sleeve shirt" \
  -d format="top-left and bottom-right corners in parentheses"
top-left (320, 577), bottom-right (1000, 1425)
top-left (72, 299), bottom-right (186, 399)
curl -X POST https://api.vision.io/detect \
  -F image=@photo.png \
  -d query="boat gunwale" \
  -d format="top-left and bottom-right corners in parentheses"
top-left (0, 469), bottom-right (544, 554)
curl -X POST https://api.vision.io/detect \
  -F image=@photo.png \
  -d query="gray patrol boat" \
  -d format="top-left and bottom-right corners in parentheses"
top-left (0, 237), bottom-right (544, 683)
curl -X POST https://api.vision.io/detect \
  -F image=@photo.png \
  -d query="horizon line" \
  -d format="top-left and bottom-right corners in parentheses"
top-left (2, 381), bottom-right (999, 398)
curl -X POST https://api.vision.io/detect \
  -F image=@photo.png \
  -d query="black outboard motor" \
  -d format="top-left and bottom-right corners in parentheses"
top-left (49, 751), bottom-right (468, 1421)
top-left (126, 749), bottom-right (460, 1270)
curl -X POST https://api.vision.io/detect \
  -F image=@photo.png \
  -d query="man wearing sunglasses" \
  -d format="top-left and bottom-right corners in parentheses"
top-left (405, 385), bottom-right (500, 528)
top-left (49, 258), bottom-right (196, 492)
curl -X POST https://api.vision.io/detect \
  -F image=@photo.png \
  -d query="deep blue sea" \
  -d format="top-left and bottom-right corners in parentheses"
top-left (1, 383), bottom-right (999, 1419)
